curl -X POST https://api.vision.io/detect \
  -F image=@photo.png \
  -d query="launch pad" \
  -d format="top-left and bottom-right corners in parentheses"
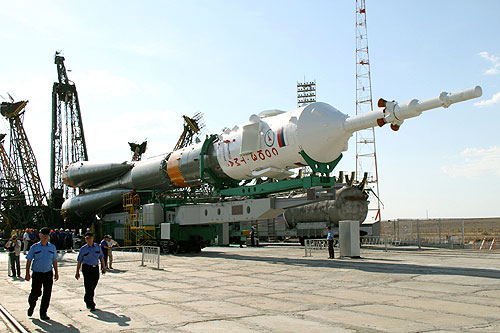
top-left (1, 245), bottom-right (499, 332)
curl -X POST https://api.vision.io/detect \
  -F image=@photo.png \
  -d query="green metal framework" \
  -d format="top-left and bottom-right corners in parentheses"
top-left (214, 175), bottom-right (336, 197)
top-left (299, 151), bottom-right (343, 175)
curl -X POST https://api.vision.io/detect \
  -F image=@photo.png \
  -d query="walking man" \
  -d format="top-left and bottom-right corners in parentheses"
top-left (326, 226), bottom-right (335, 259)
top-left (107, 236), bottom-right (119, 269)
top-left (75, 231), bottom-right (106, 311)
top-left (100, 235), bottom-right (111, 269)
top-left (25, 227), bottom-right (59, 320)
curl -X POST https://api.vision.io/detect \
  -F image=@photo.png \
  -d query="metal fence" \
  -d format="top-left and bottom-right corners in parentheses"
top-left (381, 219), bottom-right (500, 250)
top-left (107, 246), bottom-right (143, 263)
top-left (304, 239), bottom-right (339, 257)
top-left (94, 246), bottom-right (161, 268)
top-left (304, 239), bottom-right (327, 257)
top-left (141, 246), bottom-right (160, 269)
top-left (304, 234), bottom-right (500, 257)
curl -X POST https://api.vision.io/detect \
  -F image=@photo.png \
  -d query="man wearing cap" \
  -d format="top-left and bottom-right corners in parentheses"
top-left (25, 227), bottom-right (59, 320)
top-left (75, 231), bottom-right (106, 311)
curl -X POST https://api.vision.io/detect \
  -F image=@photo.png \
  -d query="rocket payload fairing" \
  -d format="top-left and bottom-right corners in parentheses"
top-left (61, 86), bottom-right (482, 217)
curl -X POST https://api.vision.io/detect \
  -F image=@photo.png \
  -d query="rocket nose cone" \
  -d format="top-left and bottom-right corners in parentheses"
top-left (296, 102), bottom-right (350, 163)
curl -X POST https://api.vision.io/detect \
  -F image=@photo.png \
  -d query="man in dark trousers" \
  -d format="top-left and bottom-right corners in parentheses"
top-left (326, 226), bottom-right (335, 259)
top-left (250, 227), bottom-right (255, 247)
top-left (100, 235), bottom-right (111, 269)
top-left (75, 231), bottom-right (106, 311)
top-left (25, 227), bottom-right (59, 320)
top-left (5, 234), bottom-right (21, 277)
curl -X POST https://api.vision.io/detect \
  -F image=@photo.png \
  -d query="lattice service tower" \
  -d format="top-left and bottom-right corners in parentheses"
top-left (0, 100), bottom-right (47, 208)
top-left (51, 52), bottom-right (88, 205)
top-left (355, 0), bottom-right (381, 222)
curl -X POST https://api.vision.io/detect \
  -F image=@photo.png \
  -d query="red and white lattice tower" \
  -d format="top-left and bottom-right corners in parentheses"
top-left (355, 0), bottom-right (381, 222)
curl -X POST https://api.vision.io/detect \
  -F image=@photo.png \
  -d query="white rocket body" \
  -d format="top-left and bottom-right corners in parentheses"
top-left (61, 86), bottom-right (482, 217)
top-left (215, 102), bottom-right (349, 181)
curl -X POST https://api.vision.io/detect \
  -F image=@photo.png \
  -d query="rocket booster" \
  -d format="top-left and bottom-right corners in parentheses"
top-left (61, 86), bottom-right (482, 217)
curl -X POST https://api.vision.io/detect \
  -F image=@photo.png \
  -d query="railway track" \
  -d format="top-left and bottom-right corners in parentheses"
top-left (0, 304), bottom-right (28, 333)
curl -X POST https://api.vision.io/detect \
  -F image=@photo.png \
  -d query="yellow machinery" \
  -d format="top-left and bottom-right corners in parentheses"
top-left (123, 192), bottom-right (155, 246)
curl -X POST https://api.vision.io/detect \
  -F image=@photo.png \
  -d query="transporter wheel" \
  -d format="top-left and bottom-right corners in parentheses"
top-left (193, 242), bottom-right (201, 253)
top-left (160, 242), bottom-right (170, 253)
top-left (169, 242), bottom-right (179, 254)
top-left (189, 236), bottom-right (202, 253)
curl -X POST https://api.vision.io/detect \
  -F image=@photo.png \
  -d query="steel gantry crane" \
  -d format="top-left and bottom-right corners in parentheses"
top-left (0, 133), bottom-right (22, 228)
top-left (51, 52), bottom-right (88, 207)
top-left (0, 99), bottom-right (47, 227)
top-left (173, 113), bottom-right (205, 151)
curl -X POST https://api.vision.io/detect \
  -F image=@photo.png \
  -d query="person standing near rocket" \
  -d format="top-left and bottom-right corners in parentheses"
top-left (75, 231), bottom-right (106, 312)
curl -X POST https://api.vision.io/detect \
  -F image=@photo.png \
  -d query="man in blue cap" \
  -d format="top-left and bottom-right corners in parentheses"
top-left (25, 227), bottom-right (59, 320)
top-left (75, 231), bottom-right (106, 311)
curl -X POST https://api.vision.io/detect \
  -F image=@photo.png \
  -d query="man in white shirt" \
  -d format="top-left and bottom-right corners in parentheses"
top-left (5, 235), bottom-right (22, 277)
top-left (106, 237), bottom-right (119, 269)
top-left (23, 229), bottom-right (30, 254)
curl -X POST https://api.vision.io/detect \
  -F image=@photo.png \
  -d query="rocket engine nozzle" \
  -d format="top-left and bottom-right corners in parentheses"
top-left (377, 99), bottom-right (404, 130)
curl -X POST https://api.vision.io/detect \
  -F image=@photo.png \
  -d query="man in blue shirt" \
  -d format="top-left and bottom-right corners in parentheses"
top-left (25, 227), bottom-right (59, 320)
top-left (100, 235), bottom-right (111, 269)
top-left (75, 231), bottom-right (106, 311)
top-left (326, 226), bottom-right (335, 259)
top-left (250, 227), bottom-right (255, 247)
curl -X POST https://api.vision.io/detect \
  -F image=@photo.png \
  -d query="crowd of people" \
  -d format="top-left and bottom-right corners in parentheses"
top-left (4, 228), bottom-right (80, 254)
top-left (48, 229), bottom-right (77, 251)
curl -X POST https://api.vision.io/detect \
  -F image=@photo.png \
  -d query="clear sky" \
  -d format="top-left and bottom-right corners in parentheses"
top-left (0, 0), bottom-right (499, 220)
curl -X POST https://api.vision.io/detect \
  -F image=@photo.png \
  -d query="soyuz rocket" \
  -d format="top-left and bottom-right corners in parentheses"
top-left (61, 86), bottom-right (482, 218)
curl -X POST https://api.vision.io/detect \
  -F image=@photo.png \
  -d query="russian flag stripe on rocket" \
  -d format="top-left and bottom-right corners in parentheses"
top-left (277, 127), bottom-right (286, 147)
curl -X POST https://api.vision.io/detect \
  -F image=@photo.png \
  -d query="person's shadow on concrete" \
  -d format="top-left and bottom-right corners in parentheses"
top-left (32, 318), bottom-right (80, 332)
top-left (106, 268), bottom-right (127, 274)
top-left (89, 309), bottom-right (131, 327)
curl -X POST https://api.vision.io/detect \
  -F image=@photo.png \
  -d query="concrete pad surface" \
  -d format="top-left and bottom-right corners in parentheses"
top-left (0, 246), bottom-right (499, 332)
